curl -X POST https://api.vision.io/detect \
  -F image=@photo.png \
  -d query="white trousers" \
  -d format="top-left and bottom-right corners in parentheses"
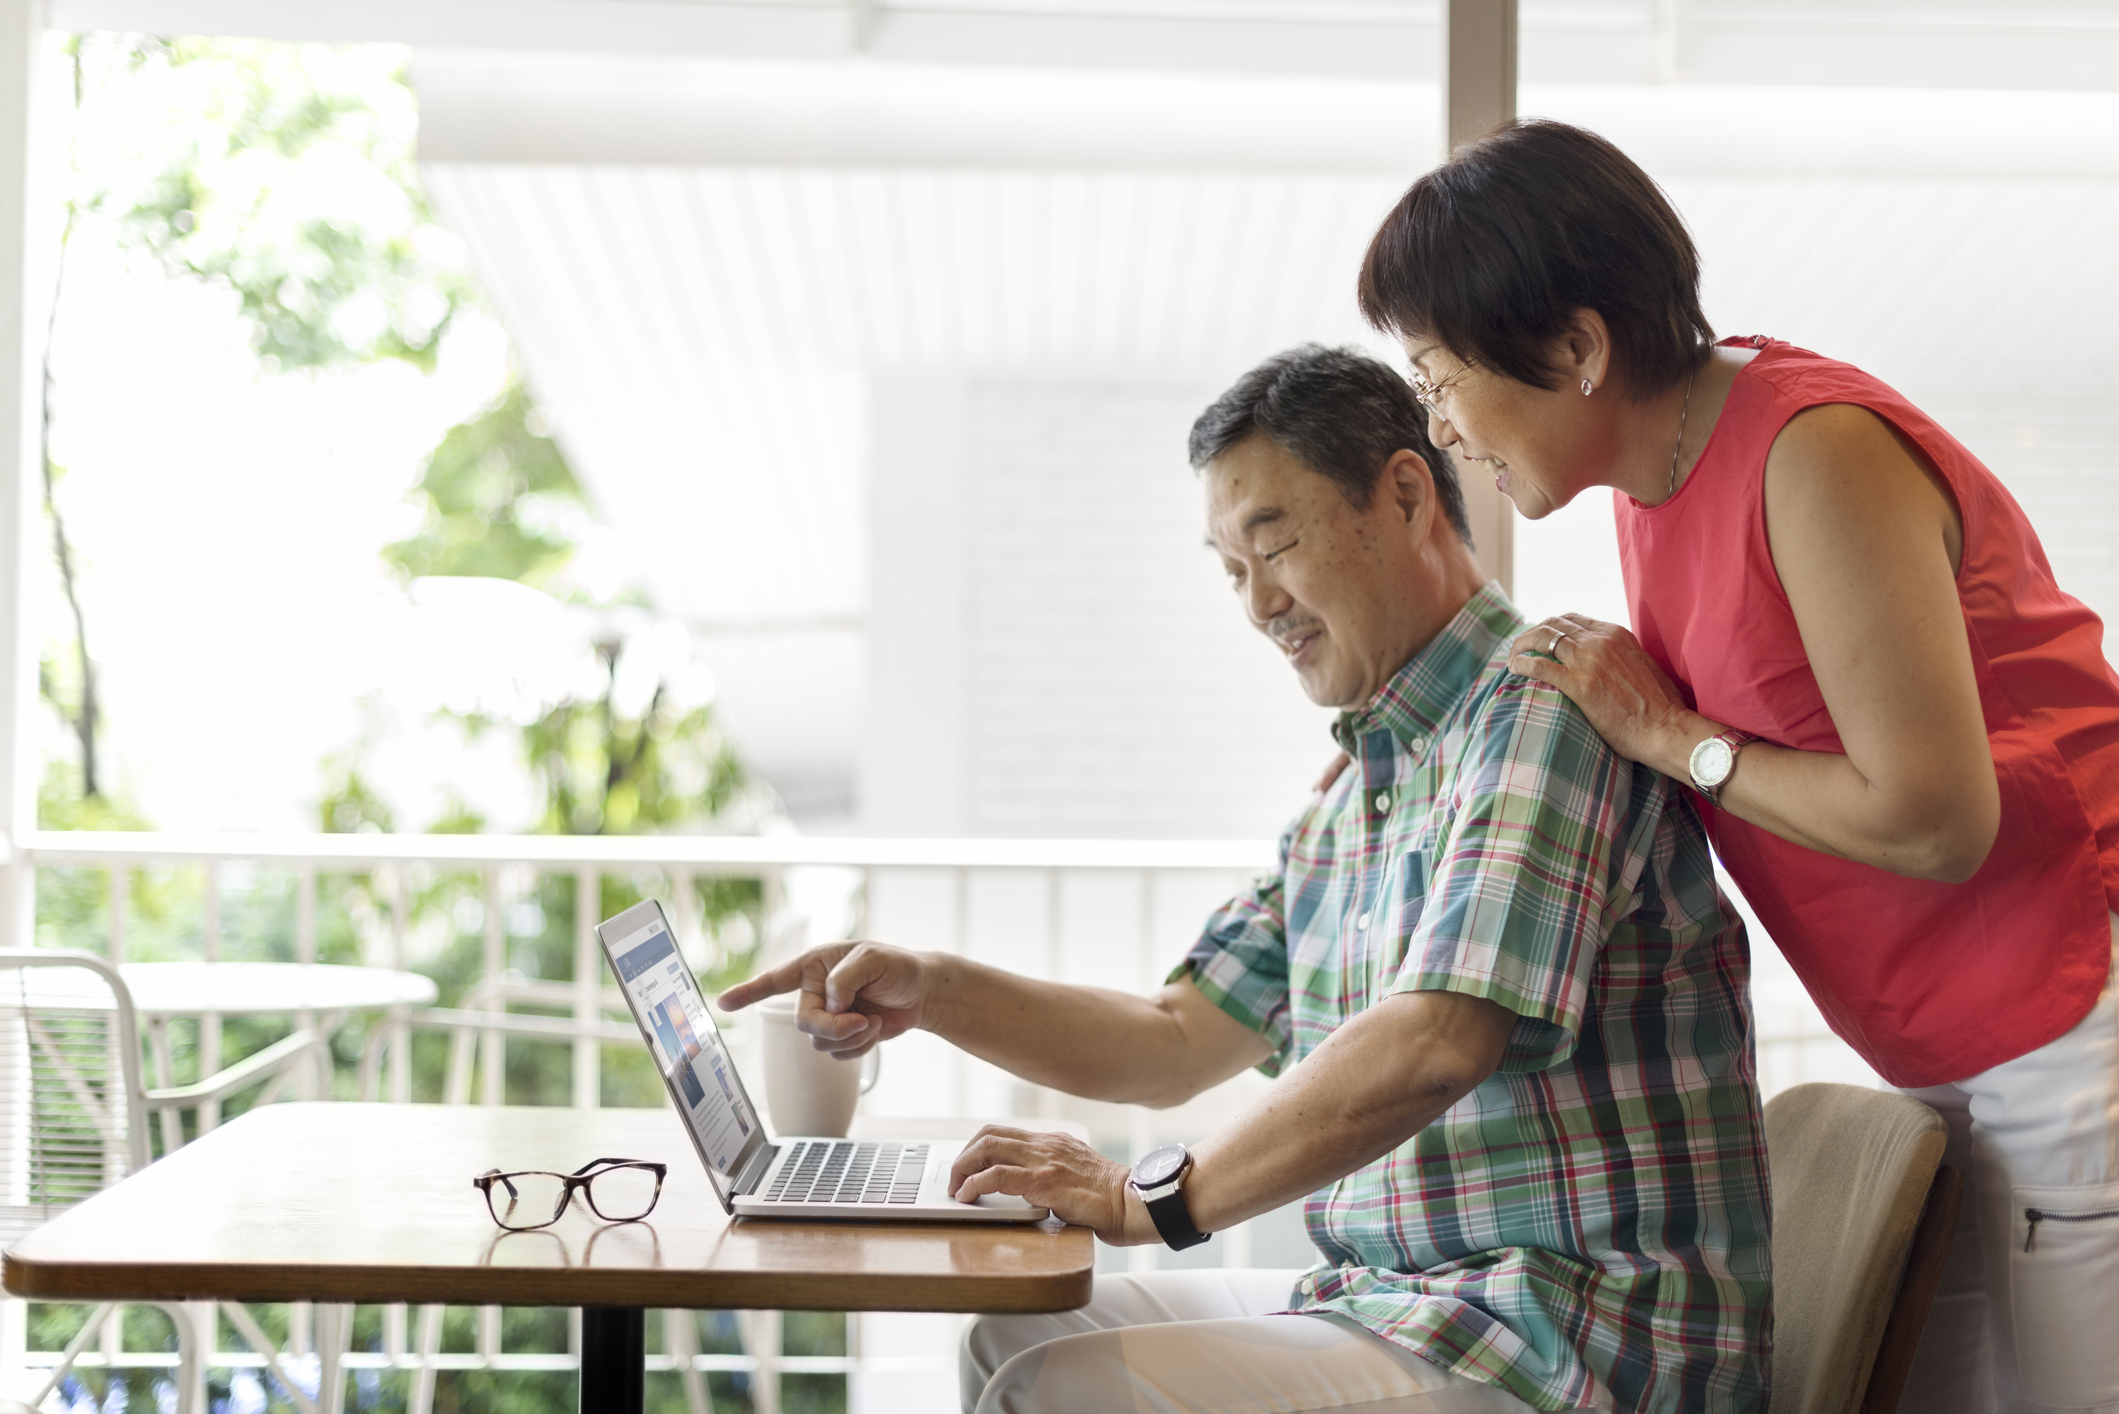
top-left (959, 1268), bottom-right (1557, 1414)
top-left (1899, 913), bottom-right (2119, 1414)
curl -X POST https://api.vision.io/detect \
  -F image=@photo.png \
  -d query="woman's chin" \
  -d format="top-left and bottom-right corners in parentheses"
top-left (1494, 470), bottom-right (1555, 521)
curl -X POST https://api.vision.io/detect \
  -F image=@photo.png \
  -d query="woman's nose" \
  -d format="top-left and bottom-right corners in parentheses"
top-left (1427, 412), bottom-right (1461, 447)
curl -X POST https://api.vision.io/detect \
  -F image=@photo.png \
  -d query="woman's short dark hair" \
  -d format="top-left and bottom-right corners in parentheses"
top-left (1188, 343), bottom-right (1472, 548)
top-left (1356, 120), bottom-right (1713, 399)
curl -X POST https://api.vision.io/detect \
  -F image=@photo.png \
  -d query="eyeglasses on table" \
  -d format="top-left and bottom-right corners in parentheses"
top-left (472, 1157), bottom-right (667, 1231)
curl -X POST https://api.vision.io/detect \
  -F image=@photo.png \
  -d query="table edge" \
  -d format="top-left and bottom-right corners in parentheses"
top-left (4, 1249), bottom-right (1093, 1314)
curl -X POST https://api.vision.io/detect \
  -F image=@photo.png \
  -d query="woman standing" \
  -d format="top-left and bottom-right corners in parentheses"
top-left (1355, 119), bottom-right (2119, 1414)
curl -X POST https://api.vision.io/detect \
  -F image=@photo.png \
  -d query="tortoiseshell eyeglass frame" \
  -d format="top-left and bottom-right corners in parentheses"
top-left (472, 1157), bottom-right (668, 1232)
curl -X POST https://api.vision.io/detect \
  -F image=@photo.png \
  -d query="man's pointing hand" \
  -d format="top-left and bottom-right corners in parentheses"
top-left (716, 941), bottom-right (934, 1059)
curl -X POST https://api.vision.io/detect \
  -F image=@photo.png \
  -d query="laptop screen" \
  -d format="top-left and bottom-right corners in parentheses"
top-left (604, 904), bottom-right (763, 1183)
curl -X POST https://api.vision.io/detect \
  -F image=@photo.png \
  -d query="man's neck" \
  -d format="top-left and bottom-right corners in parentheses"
top-left (1361, 544), bottom-right (1490, 710)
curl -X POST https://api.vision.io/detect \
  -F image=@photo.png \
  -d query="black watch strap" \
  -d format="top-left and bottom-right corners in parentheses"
top-left (1143, 1187), bottom-right (1211, 1251)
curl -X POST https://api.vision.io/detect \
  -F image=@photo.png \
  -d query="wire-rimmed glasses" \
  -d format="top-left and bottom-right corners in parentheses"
top-left (1406, 359), bottom-right (1476, 418)
top-left (473, 1157), bottom-right (667, 1232)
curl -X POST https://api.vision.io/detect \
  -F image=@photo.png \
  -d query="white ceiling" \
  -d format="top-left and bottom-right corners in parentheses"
top-left (54, 0), bottom-right (2119, 92)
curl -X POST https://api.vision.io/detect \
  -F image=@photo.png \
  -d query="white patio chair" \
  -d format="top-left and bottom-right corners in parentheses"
top-left (0, 949), bottom-right (326, 1414)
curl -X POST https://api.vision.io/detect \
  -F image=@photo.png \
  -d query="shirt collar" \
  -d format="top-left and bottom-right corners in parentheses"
top-left (1333, 582), bottom-right (1523, 752)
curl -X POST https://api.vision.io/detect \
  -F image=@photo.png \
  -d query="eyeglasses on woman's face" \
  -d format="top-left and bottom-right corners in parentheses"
top-left (472, 1157), bottom-right (667, 1232)
top-left (1406, 357), bottom-right (1477, 419)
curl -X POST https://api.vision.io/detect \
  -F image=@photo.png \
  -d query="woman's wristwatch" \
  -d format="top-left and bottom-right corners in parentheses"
top-left (1129, 1143), bottom-right (1210, 1251)
top-left (1688, 728), bottom-right (1760, 805)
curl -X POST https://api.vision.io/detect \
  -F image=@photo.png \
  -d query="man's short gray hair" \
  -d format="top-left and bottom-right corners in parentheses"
top-left (1187, 343), bottom-right (1474, 548)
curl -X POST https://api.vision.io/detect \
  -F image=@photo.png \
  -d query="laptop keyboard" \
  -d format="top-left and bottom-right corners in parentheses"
top-left (765, 1141), bottom-right (930, 1205)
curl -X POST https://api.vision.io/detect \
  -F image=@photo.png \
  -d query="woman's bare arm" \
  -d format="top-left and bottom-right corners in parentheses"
top-left (1510, 404), bottom-right (1999, 883)
top-left (1721, 405), bottom-right (1997, 879)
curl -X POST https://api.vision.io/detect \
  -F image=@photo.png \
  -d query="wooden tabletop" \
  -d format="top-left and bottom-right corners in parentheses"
top-left (3, 1103), bottom-right (1094, 1314)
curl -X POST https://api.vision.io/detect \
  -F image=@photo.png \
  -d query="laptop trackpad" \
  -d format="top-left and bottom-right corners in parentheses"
top-left (923, 1150), bottom-right (1039, 1211)
top-left (963, 1192), bottom-right (1038, 1211)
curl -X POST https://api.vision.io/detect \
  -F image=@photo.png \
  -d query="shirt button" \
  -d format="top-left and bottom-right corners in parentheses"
top-left (1373, 792), bottom-right (1391, 812)
top-left (1357, 912), bottom-right (1371, 931)
top-left (1300, 1277), bottom-right (1316, 1294)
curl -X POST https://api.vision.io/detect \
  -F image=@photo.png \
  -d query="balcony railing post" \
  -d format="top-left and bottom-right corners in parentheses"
top-left (744, 1308), bottom-right (781, 1414)
top-left (573, 864), bottom-right (599, 1109)
top-left (297, 862), bottom-right (318, 1100)
top-left (106, 866), bottom-right (126, 966)
top-left (482, 864), bottom-right (505, 1107)
top-left (200, 861), bottom-right (222, 1132)
top-left (388, 863), bottom-right (411, 1106)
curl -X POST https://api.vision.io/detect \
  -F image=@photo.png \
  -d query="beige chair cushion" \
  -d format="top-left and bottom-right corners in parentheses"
top-left (1766, 1082), bottom-right (1947, 1414)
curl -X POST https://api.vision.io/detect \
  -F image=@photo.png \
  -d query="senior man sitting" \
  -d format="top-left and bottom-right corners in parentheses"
top-left (721, 344), bottom-right (1771, 1414)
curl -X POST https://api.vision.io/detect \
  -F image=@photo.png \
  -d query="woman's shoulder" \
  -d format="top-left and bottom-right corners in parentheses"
top-left (1731, 338), bottom-right (1902, 408)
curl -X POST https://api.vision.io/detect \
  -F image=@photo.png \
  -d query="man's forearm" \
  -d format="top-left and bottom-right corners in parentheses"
top-left (917, 954), bottom-right (1249, 1108)
top-left (1167, 990), bottom-right (1513, 1237)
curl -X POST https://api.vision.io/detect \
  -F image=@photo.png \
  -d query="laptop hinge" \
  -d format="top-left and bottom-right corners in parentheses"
top-left (735, 1143), bottom-right (779, 1197)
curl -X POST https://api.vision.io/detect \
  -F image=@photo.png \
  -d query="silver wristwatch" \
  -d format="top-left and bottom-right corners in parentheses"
top-left (1688, 729), bottom-right (1759, 805)
top-left (1129, 1143), bottom-right (1210, 1251)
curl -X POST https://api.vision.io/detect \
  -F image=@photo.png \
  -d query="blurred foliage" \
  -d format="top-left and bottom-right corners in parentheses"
top-left (527, 689), bottom-right (747, 839)
top-left (35, 756), bottom-right (145, 831)
top-left (378, 377), bottom-right (756, 837)
top-left (74, 33), bottom-right (470, 373)
top-left (383, 381), bottom-right (586, 589)
top-left (40, 32), bottom-right (476, 811)
top-left (316, 378), bottom-right (766, 1112)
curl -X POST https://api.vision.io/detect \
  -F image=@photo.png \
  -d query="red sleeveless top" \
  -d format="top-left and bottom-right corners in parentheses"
top-left (1616, 339), bottom-right (2119, 1087)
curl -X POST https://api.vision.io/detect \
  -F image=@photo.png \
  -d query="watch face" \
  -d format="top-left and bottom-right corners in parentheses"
top-left (1132, 1144), bottom-right (1187, 1187)
top-left (1693, 737), bottom-right (1734, 786)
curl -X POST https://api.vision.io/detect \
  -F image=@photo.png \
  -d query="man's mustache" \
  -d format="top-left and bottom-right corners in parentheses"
top-left (1267, 616), bottom-right (1322, 650)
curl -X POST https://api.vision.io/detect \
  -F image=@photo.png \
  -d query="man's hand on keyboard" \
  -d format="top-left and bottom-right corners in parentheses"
top-left (717, 941), bottom-right (931, 1059)
top-left (948, 1125), bottom-right (1158, 1244)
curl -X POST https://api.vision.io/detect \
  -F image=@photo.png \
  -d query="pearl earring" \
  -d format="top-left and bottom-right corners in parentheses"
top-left (1580, 379), bottom-right (1593, 397)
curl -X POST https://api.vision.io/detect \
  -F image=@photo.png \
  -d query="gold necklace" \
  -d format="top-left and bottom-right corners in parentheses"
top-left (1667, 366), bottom-right (1698, 500)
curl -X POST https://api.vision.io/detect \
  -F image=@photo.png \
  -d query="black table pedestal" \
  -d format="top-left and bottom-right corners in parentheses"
top-left (579, 1307), bottom-right (646, 1414)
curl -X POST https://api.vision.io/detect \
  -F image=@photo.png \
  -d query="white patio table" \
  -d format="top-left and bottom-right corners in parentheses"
top-left (116, 961), bottom-right (437, 1019)
top-left (108, 961), bottom-right (439, 1128)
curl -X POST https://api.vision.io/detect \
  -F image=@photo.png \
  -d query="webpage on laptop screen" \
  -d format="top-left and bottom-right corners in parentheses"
top-left (610, 920), bottom-right (757, 1176)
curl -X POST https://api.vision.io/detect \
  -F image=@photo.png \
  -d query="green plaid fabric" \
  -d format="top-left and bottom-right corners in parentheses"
top-left (1176, 584), bottom-right (1771, 1414)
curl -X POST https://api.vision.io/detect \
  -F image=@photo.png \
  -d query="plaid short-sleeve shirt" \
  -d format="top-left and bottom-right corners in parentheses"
top-left (1178, 585), bottom-right (1771, 1414)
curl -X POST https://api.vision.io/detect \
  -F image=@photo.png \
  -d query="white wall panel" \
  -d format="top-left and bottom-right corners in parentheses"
top-left (966, 380), bottom-right (1335, 839)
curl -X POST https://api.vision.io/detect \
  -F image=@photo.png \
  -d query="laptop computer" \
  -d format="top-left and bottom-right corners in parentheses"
top-left (597, 898), bottom-right (1049, 1223)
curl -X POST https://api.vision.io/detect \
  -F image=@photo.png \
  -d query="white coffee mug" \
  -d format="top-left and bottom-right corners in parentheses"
top-left (757, 998), bottom-right (881, 1138)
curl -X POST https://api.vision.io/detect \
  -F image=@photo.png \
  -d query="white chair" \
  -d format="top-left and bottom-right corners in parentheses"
top-left (0, 949), bottom-right (325, 1414)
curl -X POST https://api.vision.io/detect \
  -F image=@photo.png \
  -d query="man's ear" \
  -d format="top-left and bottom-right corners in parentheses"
top-left (1383, 449), bottom-right (1438, 538)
